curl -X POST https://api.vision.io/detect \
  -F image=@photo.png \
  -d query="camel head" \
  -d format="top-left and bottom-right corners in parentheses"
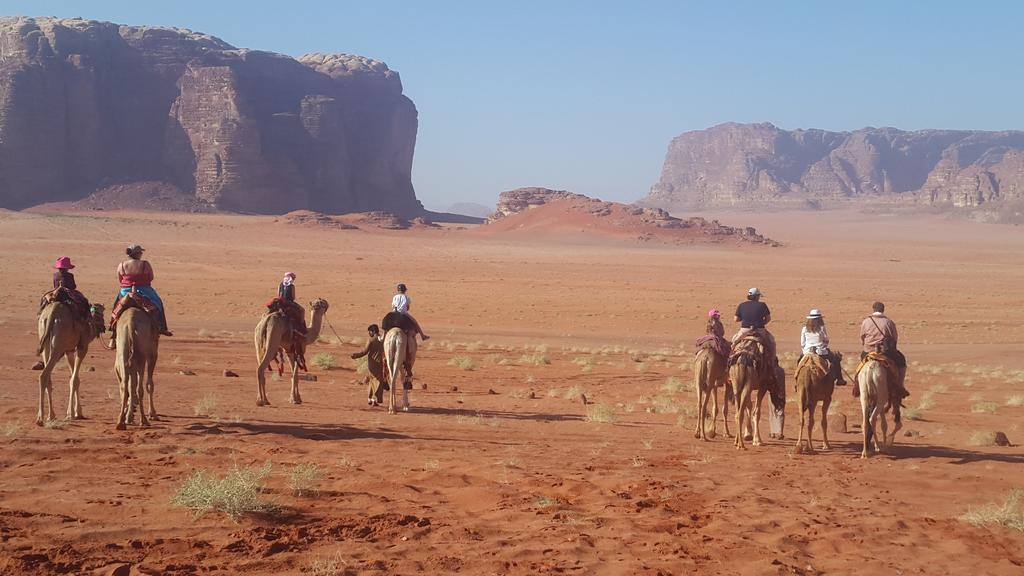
top-left (91, 303), bottom-right (106, 317)
top-left (309, 298), bottom-right (329, 312)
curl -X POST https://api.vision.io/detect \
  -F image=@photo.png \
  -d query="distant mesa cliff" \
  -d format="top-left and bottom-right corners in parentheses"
top-left (0, 16), bottom-right (422, 215)
top-left (645, 122), bottom-right (1024, 211)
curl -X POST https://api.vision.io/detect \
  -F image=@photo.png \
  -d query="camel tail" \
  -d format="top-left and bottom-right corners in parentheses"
top-left (386, 330), bottom-right (406, 390)
top-left (37, 315), bottom-right (55, 356)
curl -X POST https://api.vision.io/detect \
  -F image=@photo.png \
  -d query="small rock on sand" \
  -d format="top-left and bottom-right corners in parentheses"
top-left (487, 388), bottom-right (497, 395)
top-left (223, 370), bottom-right (239, 377)
top-left (826, 413), bottom-right (847, 434)
top-left (298, 374), bottom-right (317, 382)
top-left (994, 431), bottom-right (1012, 446)
top-left (31, 361), bottom-right (44, 370)
top-left (420, 383), bottom-right (427, 390)
top-left (449, 385), bottom-right (458, 392)
top-left (580, 394), bottom-right (588, 406)
top-left (178, 370), bottom-right (196, 376)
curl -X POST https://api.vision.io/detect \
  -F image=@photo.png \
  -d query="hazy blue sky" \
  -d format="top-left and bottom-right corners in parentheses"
top-left (7, 1), bottom-right (1023, 209)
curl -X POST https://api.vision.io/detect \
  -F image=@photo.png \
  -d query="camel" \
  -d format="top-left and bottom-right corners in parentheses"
top-left (114, 307), bottom-right (160, 430)
top-left (383, 326), bottom-right (418, 414)
top-left (793, 352), bottom-right (843, 454)
top-left (36, 301), bottom-right (105, 425)
top-left (857, 356), bottom-right (901, 458)
top-left (693, 347), bottom-right (731, 440)
top-left (254, 298), bottom-right (329, 406)
top-left (727, 337), bottom-right (772, 450)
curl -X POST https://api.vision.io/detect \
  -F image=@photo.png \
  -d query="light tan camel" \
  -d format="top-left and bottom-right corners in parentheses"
top-left (693, 347), bottom-right (731, 440)
top-left (857, 356), bottom-right (900, 458)
top-left (36, 301), bottom-right (105, 425)
top-left (254, 298), bottom-right (329, 406)
top-left (383, 327), bottom-right (418, 414)
top-left (793, 352), bottom-right (843, 454)
top-left (114, 307), bottom-right (160, 430)
top-left (728, 337), bottom-right (771, 450)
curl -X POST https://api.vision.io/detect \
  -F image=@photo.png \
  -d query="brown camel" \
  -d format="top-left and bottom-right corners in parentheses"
top-left (727, 336), bottom-right (771, 450)
top-left (793, 352), bottom-right (843, 454)
top-left (36, 301), bottom-right (105, 425)
top-left (383, 326), bottom-right (418, 414)
top-left (114, 307), bottom-right (160, 430)
top-left (693, 347), bottom-right (731, 440)
top-left (254, 298), bottom-right (329, 406)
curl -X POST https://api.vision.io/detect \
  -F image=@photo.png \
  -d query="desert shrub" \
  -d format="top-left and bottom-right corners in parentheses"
top-left (519, 354), bottom-right (550, 366)
top-left (352, 355), bottom-right (368, 375)
top-left (959, 489), bottom-right (1024, 532)
top-left (563, 385), bottom-right (585, 401)
top-left (194, 393), bottom-right (219, 417)
top-left (1006, 395), bottom-right (1024, 407)
top-left (585, 402), bottom-right (615, 423)
top-left (902, 408), bottom-right (921, 421)
top-left (288, 463), bottom-right (323, 497)
top-left (312, 353), bottom-right (337, 370)
top-left (652, 395), bottom-right (682, 414)
top-left (661, 376), bottom-right (686, 394)
top-left (170, 462), bottom-right (277, 520)
top-left (916, 391), bottom-right (937, 410)
top-left (968, 431), bottom-right (997, 446)
top-left (448, 355), bottom-right (475, 371)
top-left (509, 388), bottom-right (530, 399)
top-left (3, 420), bottom-right (24, 437)
top-left (547, 387), bottom-right (561, 398)
top-left (308, 553), bottom-right (349, 576)
top-left (43, 419), bottom-right (67, 429)
top-left (971, 401), bottom-right (999, 414)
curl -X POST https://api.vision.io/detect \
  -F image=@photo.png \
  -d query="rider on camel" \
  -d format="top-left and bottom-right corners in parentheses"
top-left (391, 283), bottom-right (429, 341)
top-left (48, 256), bottom-right (104, 331)
top-left (112, 244), bottom-right (172, 337)
top-left (276, 272), bottom-right (307, 335)
top-left (859, 301), bottom-right (908, 400)
top-left (799, 308), bottom-right (846, 385)
top-left (732, 287), bottom-right (779, 384)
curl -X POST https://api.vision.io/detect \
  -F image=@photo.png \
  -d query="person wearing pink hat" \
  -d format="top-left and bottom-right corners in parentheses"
top-left (47, 256), bottom-right (102, 330)
top-left (700, 308), bottom-right (730, 359)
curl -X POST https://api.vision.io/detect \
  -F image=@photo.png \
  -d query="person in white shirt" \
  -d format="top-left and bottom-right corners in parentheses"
top-left (392, 283), bottom-right (429, 340)
top-left (799, 309), bottom-right (845, 385)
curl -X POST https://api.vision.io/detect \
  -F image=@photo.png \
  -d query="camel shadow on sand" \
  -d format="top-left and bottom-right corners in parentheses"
top-left (790, 438), bottom-right (1023, 464)
top-left (183, 420), bottom-right (410, 441)
top-left (408, 405), bottom-right (586, 423)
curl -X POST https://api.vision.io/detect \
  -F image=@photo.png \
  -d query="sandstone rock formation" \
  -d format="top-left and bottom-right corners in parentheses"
top-left (486, 187), bottom-right (779, 246)
top-left (646, 123), bottom-right (1024, 211)
top-left (0, 17), bottom-right (422, 215)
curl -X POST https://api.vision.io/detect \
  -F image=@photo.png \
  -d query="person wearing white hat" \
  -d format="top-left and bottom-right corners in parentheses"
top-left (800, 309), bottom-right (845, 385)
top-left (732, 287), bottom-right (779, 385)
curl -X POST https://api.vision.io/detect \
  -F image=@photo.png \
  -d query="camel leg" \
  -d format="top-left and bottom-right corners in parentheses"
top-left (698, 385), bottom-right (711, 440)
top-left (805, 403), bottom-right (816, 454)
top-left (820, 398), bottom-right (831, 450)
top-left (146, 356), bottom-right (158, 420)
top-left (388, 372), bottom-right (397, 415)
top-left (860, 392), bottom-right (872, 458)
top-left (876, 407), bottom-right (889, 454)
top-left (65, 350), bottom-right (84, 420)
top-left (135, 367), bottom-right (150, 428)
top-left (710, 384), bottom-right (719, 437)
top-left (402, 388), bottom-right (410, 412)
top-left (694, 384), bottom-right (705, 440)
top-left (289, 357), bottom-right (302, 404)
top-left (794, 406), bottom-right (806, 454)
top-left (37, 350), bottom-right (60, 426)
top-left (733, 382), bottom-right (749, 450)
top-left (752, 388), bottom-right (768, 446)
top-left (116, 365), bottom-right (129, 431)
top-left (255, 355), bottom-right (272, 406)
top-left (723, 382), bottom-right (732, 438)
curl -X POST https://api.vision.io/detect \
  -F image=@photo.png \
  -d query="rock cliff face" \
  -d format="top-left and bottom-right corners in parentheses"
top-left (646, 123), bottom-right (1024, 210)
top-left (0, 17), bottom-right (422, 215)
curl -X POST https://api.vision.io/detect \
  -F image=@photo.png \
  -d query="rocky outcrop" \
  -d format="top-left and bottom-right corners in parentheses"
top-left (486, 187), bottom-right (779, 246)
top-left (0, 17), bottom-right (422, 215)
top-left (646, 122), bottom-right (1024, 211)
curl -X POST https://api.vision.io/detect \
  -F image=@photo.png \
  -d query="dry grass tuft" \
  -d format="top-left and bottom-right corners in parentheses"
top-left (170, 462), bottom-right (277, 520)
top-left (959, 489), bottom-right (1024, 532)
top-left (585, 402), bottom-right (616, 423)
top-left (288, 463), bottom-right (323, 497)
top-left (308, 553), bottom-right (350, 576)
top-left (3, 420), bottom-right (24, 437)
top-left (311, 353), bottom-right (337, 370)
top-left (971, 401), bottom-right (999, 414)
top-left (448, 355), bottom-right (475, 371)
top-left (564, 385), bottom-right (586, 401)
top-left (661, 376), bottom-right (686, 394)
top-left (194, 393), bottom-right (219, 417)
top-left (519, 353), bottom-right (551, 366)
top-left (968, 431), bottom-right (998, 446)
top-left (43, 419), bottom-right (68, 429)
top-left (1006, 395), bottom-right (1024, 407)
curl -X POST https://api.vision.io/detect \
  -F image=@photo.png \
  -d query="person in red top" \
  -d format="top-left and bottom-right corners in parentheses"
top-left (113, 244), bottom-right (171, 336)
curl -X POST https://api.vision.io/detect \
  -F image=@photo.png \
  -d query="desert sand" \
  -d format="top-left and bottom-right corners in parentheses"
top-left (1, 207), bottom-right (1022, 575)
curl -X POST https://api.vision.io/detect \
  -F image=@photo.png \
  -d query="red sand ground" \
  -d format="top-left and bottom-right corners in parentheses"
top-left (0, 208), bottom-right (1022, 575)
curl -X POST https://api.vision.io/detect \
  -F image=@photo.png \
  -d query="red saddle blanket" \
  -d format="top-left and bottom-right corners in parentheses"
top-left (41, 287), bottom-right (91, 319)
top-left (110, 292), bottom-right (159, 328)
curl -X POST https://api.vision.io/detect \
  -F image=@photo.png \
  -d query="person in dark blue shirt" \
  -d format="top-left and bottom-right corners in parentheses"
top-left (732, 287), bottom-right (779, 383)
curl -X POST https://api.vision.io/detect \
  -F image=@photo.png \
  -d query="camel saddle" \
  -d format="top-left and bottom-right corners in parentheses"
top-left (40, 287), bottom-right (90, 318)
top-left (695, 334), bottom-right (730, 359)
top-left (795, 353), bottom-right (829, 384)
top-left (381, 311), bottom-right (415, 333)
top-left (110, 291), bottom-right (160, 329)
top-left (854, 352), bottom-right (898, 382)
top-left (265, 298), bottom-right (308, 375)
top-left (728, 335), bottom-right (767, 370)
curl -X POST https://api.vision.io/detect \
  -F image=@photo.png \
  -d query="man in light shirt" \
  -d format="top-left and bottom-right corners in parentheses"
top-left (392, 283), bottom-right (429, 341)
top-left (859, 301), bottom-right (908, 405)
